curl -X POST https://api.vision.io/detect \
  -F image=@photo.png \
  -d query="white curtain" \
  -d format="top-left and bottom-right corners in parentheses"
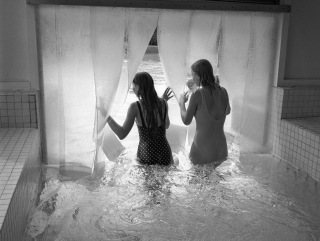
top-left (38, 6), bottom-right (96, 168)
top-left (100, 8), bottom-right (159, 163)
top-left (126, 8), bottom-right (160, 94)
top-left (187, 10), bottom-right (222, 76)
top-left (37, 6), bottom-right (283, 170)
top-left (157, 10), bottom-right (191, 147)
top-left (37, 6), bottom-right (160, 169)
top-left (240, 12), bottom-right (282, 153)
top-left (89, 7), bottom-right (126, 169)
top-left (91, 7), bottom-right (126, 141)
top-left (158, 10), bottom-right (191, 101)
top-left (218, 11), bottom-right (252, 136)
top-left (157, 10), bottom-right (283, 153)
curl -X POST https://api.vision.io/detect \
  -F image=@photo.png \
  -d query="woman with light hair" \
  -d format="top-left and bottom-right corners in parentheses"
top-left (179, 59), bottom-right (231, 166)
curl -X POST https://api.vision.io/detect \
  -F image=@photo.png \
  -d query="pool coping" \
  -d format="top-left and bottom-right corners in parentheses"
top-left (0, 128), bottom-right (42, 241)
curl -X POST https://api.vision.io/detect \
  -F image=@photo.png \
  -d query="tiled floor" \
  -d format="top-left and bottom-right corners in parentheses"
top-left (0, 128), bottom-right (37, 230)
top-left (285, 117), bottom-right (320, 135)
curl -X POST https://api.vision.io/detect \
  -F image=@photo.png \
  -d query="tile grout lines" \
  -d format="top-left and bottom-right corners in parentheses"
top-left (0, 128), bottom-right (32, 229)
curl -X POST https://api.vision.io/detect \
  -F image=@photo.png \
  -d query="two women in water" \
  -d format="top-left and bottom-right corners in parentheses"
top-left (105, 59), bottom-right (230, 167)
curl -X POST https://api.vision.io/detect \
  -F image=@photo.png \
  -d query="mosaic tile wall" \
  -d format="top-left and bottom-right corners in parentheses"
top-left (273, 87), bottom-right (320, 181)
top-left (267, 87), bottom-right (279, 151)
top-left (0, 129), bottom-right (42, 241)
top-left (281, 87), bottom-right (320, 119)
top-left (0, 91), bottom-right (38, 128)
top-left (271, 87), bottom-right (283, 155)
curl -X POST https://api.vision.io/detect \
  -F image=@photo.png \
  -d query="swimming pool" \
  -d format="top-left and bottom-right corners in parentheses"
top-left (26, 52), bottom-right (320, 241)
top-left (26, 147), bottom-right (320, 240)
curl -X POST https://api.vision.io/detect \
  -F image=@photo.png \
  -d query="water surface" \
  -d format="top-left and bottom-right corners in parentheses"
top-left (27, 148), bottom-right (320, 241)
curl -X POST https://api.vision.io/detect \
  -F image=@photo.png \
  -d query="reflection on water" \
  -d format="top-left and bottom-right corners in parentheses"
top-left (26, 52), bottom-right (320, 240)
top-left (27, 147), bottom-right (320, 241)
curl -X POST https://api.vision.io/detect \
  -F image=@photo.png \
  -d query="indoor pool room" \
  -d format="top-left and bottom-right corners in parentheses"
top-left (1, 0), bottom-right (320, 241)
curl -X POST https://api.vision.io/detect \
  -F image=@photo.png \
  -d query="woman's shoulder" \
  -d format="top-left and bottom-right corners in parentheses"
top-left (130, 101), bottom-right (139, 105)
top-left (188, 88), bottom-right (202, 104)
top-left (219, 86), bottom-right (229, 97)
top-left (218, 85), bottom-right (227, 92)
top-left (129, 101), bottom-right (139, 111)
top-left (193, 88), bottom-right (202, 95)
top-left (192, 88), bottom-right (202, 98)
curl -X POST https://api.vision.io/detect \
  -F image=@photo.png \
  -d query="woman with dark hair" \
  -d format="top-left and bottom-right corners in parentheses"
top-left (179, 59), bottom-right (231, 166)
top-left (105, 72), bottom-right (174, 166)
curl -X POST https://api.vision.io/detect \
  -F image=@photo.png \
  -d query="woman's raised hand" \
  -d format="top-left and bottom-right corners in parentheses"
top-left (96, 97), bottom-right (108, 118)
top-left (96, 106), bottom-right (107, 119)
top-left (179, 91), bottom-right (189, 107)
top-left (162, 87), bottom-right (174, 101)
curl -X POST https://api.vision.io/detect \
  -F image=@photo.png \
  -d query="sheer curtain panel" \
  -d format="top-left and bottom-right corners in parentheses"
top-left (36, 6), bottom-right (284, 171)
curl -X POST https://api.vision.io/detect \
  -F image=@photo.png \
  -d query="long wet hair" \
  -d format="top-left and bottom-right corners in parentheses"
top-left (133, 72), bottom-right (163, 138)
top-left (191, 59), bottom-right (218, 91)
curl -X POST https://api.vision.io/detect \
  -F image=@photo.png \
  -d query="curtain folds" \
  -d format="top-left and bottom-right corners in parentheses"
top-left (126, 8), bottom-right (160, 94)
top-left (38, 6), bottom-right (96, 168)
top-left (239, 12), bottom-right (282, 153)
top-left (36, 6), bottom-right (284, 170)
top-left (90, 7), bottom-right (126, 142)
top-left (158, 10), bottom-right (191, 101)
top-left (100, 8), bottom-right (159, 163)
top-left (58, 7), bottom-right (96, 168)
top-left (187, 10), bottom-right (222, 76)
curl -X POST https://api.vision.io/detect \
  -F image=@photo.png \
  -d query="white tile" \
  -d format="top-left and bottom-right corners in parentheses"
top-left (7, 180), bottom-right (18, 185)
top-left (0, 210), bottom-right (7, 217)
top-left (4, 184), bottom-right (16, 191)
top-left (0, 199), bottom-right (10, 205)
top-left (0, 194), bottom-right (13, 200)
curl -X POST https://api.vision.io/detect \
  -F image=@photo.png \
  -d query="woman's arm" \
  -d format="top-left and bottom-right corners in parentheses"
top-left (106, 102), bottom-right (137, 140)
top-left (223, 87), bottom-right (231, 115)
top-left (179, 90), bottom-right (199, 125)
top-left (226, 101), bottom-right (231, 116)
top-left (164, 100), bottom-right (170, 129)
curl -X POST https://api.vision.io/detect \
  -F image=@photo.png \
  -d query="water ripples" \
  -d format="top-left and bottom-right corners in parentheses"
top-left (27, 151), bottom-right (320, 240)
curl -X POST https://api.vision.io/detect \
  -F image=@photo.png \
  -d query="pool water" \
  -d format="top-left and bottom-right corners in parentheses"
top-left (27, 148), bottom-right (320, 240)
top-left (26, 53), bottom-right (320, 240)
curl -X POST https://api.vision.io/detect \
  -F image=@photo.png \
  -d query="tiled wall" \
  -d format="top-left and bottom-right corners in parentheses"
top-left (0, 91), bottom-right (38, 128)
top-left (271, 87), bottom-right (284, 155)
top-left (273, 87), bottom-right (320, 181)
top-left (281, 87), bottom-right (320, 119)
top-left (274, 118), bottom-right (320, 181)
top-left (0, 129), bottom-right (42, 241)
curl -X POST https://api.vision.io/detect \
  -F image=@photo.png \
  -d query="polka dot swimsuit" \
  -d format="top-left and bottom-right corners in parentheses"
top-left (136, 100), bottom-right (172, 166)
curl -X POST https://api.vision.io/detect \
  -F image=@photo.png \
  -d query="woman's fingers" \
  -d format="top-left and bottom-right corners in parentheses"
top-left (163, 87), bottom-right (174, 100)
top-left (165, 87), bottom-right (173, 95)
top-left (181, 91), bottom-right (189, 103)
top-left (179, 92), bottom-right (187, 104)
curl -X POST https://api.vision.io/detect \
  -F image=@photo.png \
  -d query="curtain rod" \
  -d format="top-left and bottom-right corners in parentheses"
top-left (27, 0), bottom-right (290, 13)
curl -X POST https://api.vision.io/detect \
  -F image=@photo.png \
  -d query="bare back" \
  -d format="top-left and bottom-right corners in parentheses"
top-left (190, 86), bottom-right (230, 165)
top-left (135, 99), bottom-right (169, 128)
top-left (197, 86), bottom-right (230, 119)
